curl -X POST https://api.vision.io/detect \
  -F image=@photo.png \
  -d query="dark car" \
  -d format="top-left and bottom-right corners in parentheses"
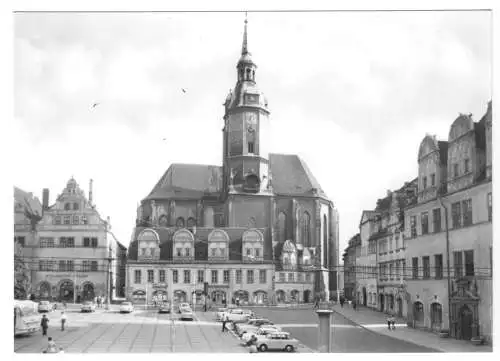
top-left (158, 302), bottom-right (171, 314)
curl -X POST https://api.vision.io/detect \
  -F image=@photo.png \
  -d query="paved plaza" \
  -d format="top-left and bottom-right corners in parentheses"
top-left (14, 308), bottom-right (245, 353)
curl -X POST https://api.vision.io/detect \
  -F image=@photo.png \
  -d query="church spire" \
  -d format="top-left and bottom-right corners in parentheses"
top-left (242, 12), bottom-right (249, 55)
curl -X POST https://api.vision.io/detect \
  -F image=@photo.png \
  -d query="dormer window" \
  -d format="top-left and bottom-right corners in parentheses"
top-left (464, 158), bottom-right (470, 174)
top-left (177, 248), bottom-right (182, 257)
top-left (176, 217), bottom-right (185, 228)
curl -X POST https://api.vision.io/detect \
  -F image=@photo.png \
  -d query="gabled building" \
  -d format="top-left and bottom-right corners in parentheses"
top-left (343, 233), bottom-right (360, 301)
top-left (126, 18), bottom-right (339, 306)
top-left (404, 102), bottom-right (492, 342)
top-left (28, 178), bottom-right (127, 303)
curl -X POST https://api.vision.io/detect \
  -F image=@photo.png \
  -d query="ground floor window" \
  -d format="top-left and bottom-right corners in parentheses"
top-left (174, 290), bottom-right (187, 303)
top-left (414, 301), bottom-right (424, 323)
top-left (276, 290), bottom-right (286, 303)
top-left (253, 291), bottom-right (268, 304)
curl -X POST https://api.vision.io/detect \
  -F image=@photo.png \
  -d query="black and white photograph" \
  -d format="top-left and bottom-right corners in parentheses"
top-left (7, 1), bottom-right (495, 355)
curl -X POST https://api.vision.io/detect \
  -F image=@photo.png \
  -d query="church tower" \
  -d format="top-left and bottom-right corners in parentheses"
top-left (222, 16), bottom-right (272, 196)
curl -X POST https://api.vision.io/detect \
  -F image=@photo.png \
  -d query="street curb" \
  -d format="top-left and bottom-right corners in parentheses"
top-left (330, 309), bottom-right (443, 352)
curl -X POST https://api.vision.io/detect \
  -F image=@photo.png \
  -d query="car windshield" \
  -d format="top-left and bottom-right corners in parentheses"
top-left (18, 305), bottom-right (37, 317)
top-left (83, 301), bottom-right (92, 305)
top-left (121, 302), bottom-right (131, 306)
top-left (40, 301), bottom-right (49, 305)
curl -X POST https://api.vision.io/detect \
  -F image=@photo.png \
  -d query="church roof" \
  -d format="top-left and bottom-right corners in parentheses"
top-left (269, 153), bottom-right (327, 198)
top-left (145, 164), bottom-right (222, 201)
top-left (145, 154), bottom-right (328, 201)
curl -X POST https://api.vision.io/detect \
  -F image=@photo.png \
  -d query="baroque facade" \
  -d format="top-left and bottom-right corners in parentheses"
top-left (23, 178), bottom-right (127, 303)
top-left (126, 19), bottom-right (339, 306)
top-left (404, 102), bottom-right (492, 342)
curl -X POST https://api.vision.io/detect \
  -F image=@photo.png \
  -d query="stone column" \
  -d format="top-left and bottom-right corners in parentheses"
top-left (316, 309), bottom-right (333, 353)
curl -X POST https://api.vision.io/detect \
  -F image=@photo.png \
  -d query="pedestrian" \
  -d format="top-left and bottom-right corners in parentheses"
top-left (340, 298), bottom-right (344, 308)
top-left (60, 311), bottom-right (67, 331)
top-left (221, 314), bottom-right (227, 332)
top-left (46, 337), bottom-right (57, 353)
top-left (353, 301), bottom-right (357, 311)
top-left (97, 296), bottom-right (101, 309)
top-left (348, 299), bottom-right (352, 308)
top-left (40, 314), bottom-right (49, 336)
top-left (58, 347), bottom-right (65, 354)
top-left (386, 314), bottom-right (392, 330)
top-left (390, 316), bottom-right (396, 330)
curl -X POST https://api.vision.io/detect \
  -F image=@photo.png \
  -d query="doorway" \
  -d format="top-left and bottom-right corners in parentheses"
top-left (430, 303), bottom-right (443, 331)
top-left (459, 305), bottom-right (473, 340)
top-left (303, 290), bottom-right (311, 303)
top-left (397, 298), bottom-right (403, 317)
top-left (379, 294), bottom-right (385, 312)
top-left (362, 287), bottom-right (367, 306)
top-left (59, 280), bottom-right (74, 302)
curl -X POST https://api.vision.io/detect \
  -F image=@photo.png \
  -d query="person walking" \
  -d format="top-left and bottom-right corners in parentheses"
top-left (389, 315), bottom-right (396, 330)
top-left (353, 301), bottom-right (357, 311)
top-left (40, 314), bottom-right (49, 336)
top-left (221, 314), bottom-right (228, 332)
top-left (60, 311), bottom-right (67, 331)
top-left (97, 296), bottom-right (101, 309)
top-left (386, 314), bottom-right (392, 330)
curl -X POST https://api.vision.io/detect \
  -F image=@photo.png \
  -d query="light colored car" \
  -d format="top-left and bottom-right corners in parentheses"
top-left (158, 302), bottom-right (171, 314)
top-left (38, 301), bottom-right (55, 313)
top-left (255, 332), bottom-right (298, 352)
top-left (180, 308), bottom-right (194, 321)
top-left (242, 326), bottom-right (282, 343)
top-left (225, 309), bottom-right (254, 323)
top-left (236, 319), bottom-right (274, 336)
top-left (178, 302), bottom-right (191, 313)
top-left (119, 301), bottom-right (134, 313)
top-left (80, 301), bottom-right (96, 313)
top-left (215, 307), bottom-right (229, 320)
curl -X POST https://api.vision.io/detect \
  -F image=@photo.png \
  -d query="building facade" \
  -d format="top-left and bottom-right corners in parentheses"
top-left (25, 178), bottom-right (127, 303)
top-left (14, 187), bottom-right (43, 299)
top-left (356, 211), bottom-right (379, 309)
top-left (126, 19), bottom-right (339, 306)
top-left (342, 233), bottom-right (359, 301)
top-left (404, 102), bottom-right (492, 342)
top-left (373, 180), bottom-right (417, 319)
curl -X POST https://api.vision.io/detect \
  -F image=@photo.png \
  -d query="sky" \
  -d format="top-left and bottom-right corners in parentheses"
top-left (12, 10), bottom-right (492, 256)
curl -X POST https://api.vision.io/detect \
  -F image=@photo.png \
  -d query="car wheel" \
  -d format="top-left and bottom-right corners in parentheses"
top-left (285, 345), bottom-right (294, 352)
top-left (258, 344), bottom-right (268, 352)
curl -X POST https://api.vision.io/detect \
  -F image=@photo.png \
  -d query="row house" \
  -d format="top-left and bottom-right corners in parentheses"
top-left (404, 102), bottom-right (492, 342)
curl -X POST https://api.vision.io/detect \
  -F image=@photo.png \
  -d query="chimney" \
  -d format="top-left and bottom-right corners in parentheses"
top-left (42, 188), bottom-right (49, 213)
top-left (89, 179), bottom-right (93, 205)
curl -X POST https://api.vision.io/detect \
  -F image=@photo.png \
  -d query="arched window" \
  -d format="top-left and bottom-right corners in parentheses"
top-left (323, 214), bottom-right (328, 266)
top-left (64, 203), bottom-right (70, 211)
top-left (176, 217), bottom-right (185, 228)
top-left (246, 68), bottom-right (251, 80)
top-left (159, 214), bottom-right (168, 226)
top-left (187, 217), bottom-right (197, 228)
top-left (278, 212), bottom-right (287, 243)
top-left (302, 212), bottom-right (311, 247)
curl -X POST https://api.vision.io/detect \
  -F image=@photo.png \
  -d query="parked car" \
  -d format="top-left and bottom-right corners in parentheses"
top-left (180, 308), bottom-right (194, 321)
top-left (255, 332), bottom-right (298, 352)
top-left (178, 303), bottom-right (191, 314)
top-left (225, 309), bottom-right (254, 323)
top-left (158, 302), bottom-right (171, 314)
top-left (241, 326), bottom-right (282, 343)
top-left (38, 301), bottom-right (55, 313)
top-left (80, 301), bottom-right (96, 313)
top-left (119, 302), bottom-right (134, 313)
top-left (236, 319), bottom-right (274, 336)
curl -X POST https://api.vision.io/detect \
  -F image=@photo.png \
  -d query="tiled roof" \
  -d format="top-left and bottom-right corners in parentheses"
top-left (145, 164), bottom-right (222, 201)
top-left (269, 153), bottom-right (327, 197)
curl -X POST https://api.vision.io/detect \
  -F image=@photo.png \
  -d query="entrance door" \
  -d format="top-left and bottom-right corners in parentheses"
top-left (59, 281), bottom-right (74, 302)
top-left (413, 301), bottom-right (424, 326)
top-left (379, 294), bottom-right (385, 312)
top-left (397, 298), bottom-right (403, 317)
top-left (82, 283), bottom-right (95, 302)
top-left (362, 288), bottom-right (367, 306)
top-left (303, 290), bottom-right (311, 303)
top-left (430, 303), bottom-right (443, 331)
top-left (459, 305), bottom-right (473, 340)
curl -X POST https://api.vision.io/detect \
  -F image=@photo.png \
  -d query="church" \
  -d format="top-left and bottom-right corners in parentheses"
top-left (126, 18), bottom-right (339, 306)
